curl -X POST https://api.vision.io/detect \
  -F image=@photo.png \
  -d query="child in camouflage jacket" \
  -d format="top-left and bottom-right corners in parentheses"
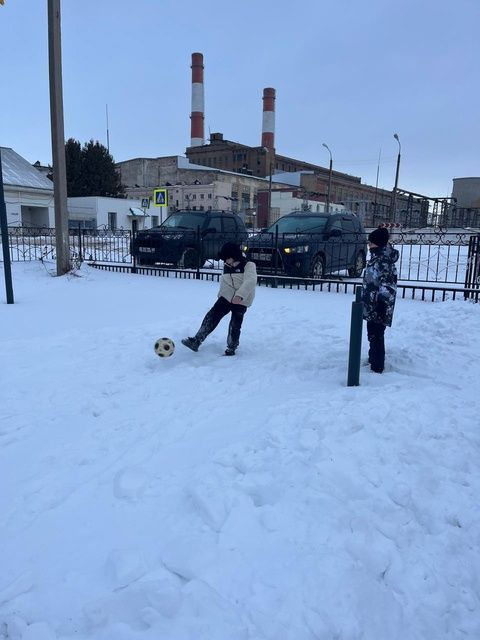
top-left (362, 227), bottom-right (399, 373)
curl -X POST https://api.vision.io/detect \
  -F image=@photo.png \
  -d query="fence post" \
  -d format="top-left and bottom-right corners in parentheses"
top-left (77, 222), bottom-right (83, 262)
top-left (272, 225), bottom-right (279, 288)
top-left (131, 219), bottom-right (138, 274)
top-left (196, 225), bottom-right (201, 280)
top-left (347, 285), bottom-right (364, 386)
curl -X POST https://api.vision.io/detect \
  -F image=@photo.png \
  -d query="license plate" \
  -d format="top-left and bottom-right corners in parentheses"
top-left (139, 247), bottom-right (155, 253)
top-left (251, 251), bottom-right (271, 262)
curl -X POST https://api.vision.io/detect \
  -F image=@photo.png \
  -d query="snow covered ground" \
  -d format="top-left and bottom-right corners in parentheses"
top-left (1, 261), bottom-right (479, 640)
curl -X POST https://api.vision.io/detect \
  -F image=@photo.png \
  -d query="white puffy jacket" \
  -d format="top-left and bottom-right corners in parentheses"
top-left (218, 260), bottom-right (257, 307)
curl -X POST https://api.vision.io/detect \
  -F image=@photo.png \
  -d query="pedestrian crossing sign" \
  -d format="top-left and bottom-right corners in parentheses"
top-left (153, 189), bottom-right (168, 206)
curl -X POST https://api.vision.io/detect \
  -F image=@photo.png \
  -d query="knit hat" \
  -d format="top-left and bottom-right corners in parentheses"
top-left (368, 227), bottom-right (389, 247)
top-left (219, 242), bottom-right (244, 261)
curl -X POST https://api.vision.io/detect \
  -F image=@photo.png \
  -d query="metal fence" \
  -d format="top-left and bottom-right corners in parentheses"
top-left (2, 225), bottom-right (478, 287)
top-left (89, 262), bottom-right (480, 304)
top-left (4, 225), bottom-right (131, 264)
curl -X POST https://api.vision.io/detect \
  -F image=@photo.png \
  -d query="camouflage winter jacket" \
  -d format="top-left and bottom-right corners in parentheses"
top-left (362, 244), bottom-right (399, 326)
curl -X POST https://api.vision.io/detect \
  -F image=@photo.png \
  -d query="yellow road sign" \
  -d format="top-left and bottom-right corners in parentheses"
top-left (153, 189), bottom-right (168, 207)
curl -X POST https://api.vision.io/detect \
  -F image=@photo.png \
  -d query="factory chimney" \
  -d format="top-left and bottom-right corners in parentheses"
top-left (261, 87), bottom-right (276, 150)
top-left (190, 52), bottom-right (205, 147)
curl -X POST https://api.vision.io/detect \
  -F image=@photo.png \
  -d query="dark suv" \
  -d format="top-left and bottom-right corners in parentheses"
top-left (245, 211), bottom-right (367, 278)
top-left (131, 210), bottom-right (248, 268)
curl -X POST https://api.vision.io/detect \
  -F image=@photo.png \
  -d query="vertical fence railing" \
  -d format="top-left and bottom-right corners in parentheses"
top-left (3, 228), bottom-right (477, 286)
top-left (464, 235), bottom-right (480, 299)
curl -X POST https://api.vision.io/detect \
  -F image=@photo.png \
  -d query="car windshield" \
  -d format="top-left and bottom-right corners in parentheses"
top-left (161, 213), bottom-right (204, 229)
top-left (268, 215), bottom-right (328, 234)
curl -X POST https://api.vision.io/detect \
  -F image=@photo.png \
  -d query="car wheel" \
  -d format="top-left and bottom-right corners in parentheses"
top-left (348, 251), bottom-right (366, 277)
top-left (180, 247), bottom-right (201, 269)
top-left (310, 254), bottom-right (325, 279)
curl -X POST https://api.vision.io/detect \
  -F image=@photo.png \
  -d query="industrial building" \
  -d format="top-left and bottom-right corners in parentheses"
top-left (183, 53), bottom-right (421, 227)
top-left (117, 52), bottom-right (451, 230)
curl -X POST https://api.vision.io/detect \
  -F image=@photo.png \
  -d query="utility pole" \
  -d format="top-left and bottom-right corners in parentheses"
top-left (106, 104), bottom-right (110, 153)
top-left (48, 0), bottom-right (70, 275)
top-left (0, 148), bottom-right (14, 303)
top-left (373, 147), bottom-right (381, 226)
top-left (322, 143), bottom-right (333, 214)
top-left (390, 133), bottom-right (401, 224)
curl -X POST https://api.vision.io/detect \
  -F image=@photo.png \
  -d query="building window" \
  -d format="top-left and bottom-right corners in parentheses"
top-left (200, 193), bottom-right (204, 199)
top-left (192, 194), bottom-right (196, 199)
top-left (231, 191), bottom-right (238, 212)
top-left (151, 215), bottom-right (159, 227)
top-left (108, 212), bottom-right (117, 231)
top-left (199, 205), bottom-right (204, 211)
top-left (208, 193), bottom-right (212, 199)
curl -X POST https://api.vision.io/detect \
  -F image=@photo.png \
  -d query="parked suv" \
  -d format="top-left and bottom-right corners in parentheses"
top-left (130, 210), bottom-right (248, 268)
top-left (245, 211), bottom-right (367, 278)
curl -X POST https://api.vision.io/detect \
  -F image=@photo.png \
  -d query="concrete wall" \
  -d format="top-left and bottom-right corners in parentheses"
top-left (452, 178), bottom-right (480, 208)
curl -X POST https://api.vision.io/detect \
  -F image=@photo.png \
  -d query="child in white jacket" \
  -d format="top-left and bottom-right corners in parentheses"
top-left (182, 242), bottom-right (257, 356)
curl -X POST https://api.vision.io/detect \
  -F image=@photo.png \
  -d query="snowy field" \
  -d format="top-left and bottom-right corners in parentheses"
top-left (1, 262), bottom-right (480, 640)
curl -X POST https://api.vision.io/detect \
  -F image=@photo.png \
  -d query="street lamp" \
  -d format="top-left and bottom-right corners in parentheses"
top-left (322, 143), bottom-right (333, 214)
top-left (390, 133), bottom-right (401, 223)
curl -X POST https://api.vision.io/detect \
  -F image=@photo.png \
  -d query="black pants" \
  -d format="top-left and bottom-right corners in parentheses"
top-left (195, 297), bottom-right (247, 349)
top-left (367, 321), bottom-right (386, 372)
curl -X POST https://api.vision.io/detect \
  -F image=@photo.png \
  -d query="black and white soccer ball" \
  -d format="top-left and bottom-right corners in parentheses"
top-left (154, 337), bottom-right (175, 358)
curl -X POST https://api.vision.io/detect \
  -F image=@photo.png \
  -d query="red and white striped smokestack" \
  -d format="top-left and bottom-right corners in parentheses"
top-left (261, 87), bottom-right (276, 149)
top-left (190, 52), bottom-right (205, 147)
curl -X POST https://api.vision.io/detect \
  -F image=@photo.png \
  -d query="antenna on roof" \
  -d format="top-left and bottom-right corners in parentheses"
top-left (106, 104), bottom-right (110, 153)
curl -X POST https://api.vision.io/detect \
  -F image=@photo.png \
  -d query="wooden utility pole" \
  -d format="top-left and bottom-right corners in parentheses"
top-left (48, 0), bottom-right (70, 275)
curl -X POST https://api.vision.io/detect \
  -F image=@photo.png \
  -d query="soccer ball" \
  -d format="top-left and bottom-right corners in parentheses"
top-left (154, 337), bottom-right (175, 358)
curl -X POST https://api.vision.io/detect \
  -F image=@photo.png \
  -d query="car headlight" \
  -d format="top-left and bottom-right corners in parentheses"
top-left (242, 245), bottom-right (249, 252)
top-left (284, 245), bottom-right (309, 254)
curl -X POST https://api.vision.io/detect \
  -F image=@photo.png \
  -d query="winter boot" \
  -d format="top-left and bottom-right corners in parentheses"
top-left (224, 347), bottom-right (236, 356)
top-left (181, 337), bottom-right (200, 352)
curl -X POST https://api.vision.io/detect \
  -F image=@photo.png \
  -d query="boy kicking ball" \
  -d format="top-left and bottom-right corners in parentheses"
top-left (182, 242), bottom-right (257, 356)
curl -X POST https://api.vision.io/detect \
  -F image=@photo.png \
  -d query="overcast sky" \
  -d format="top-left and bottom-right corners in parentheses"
top-left (1, 0), bottom-right (478, 197)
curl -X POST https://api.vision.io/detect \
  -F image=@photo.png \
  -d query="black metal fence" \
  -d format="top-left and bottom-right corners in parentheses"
top-left (89, 262), bottom-right (480, 304)
top-left (2, 225), bottom-right (478, 287)
top-left (4, 225), bottom-right (131, 264)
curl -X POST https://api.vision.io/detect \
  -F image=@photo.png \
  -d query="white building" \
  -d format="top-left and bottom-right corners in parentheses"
top-left (165, 180), bottom-right (232, 213)
top-left (1, 147), bottom-right (55, 227)
top-left (269, 189), bottom-right (345, 223)
top-left (67, 196), bottom-right (152, 230)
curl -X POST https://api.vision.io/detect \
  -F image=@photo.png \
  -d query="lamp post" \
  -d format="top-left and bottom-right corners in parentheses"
top-left (322, 143), bottom-right (333, 214)
top-left (390, 133), bottom-right (401, 223)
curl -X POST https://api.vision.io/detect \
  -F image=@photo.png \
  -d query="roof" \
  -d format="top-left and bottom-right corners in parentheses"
top-left (1, 147), bottom-right (54, 191)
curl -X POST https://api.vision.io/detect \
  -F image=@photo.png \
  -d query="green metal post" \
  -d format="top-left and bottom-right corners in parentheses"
top-left (272, 225), bottom-right (278, 288)
top-left (131, 219), bottom-right (137, 273)
top-left (0, 148), bottom-right (14, 304)
top-left (347, 285), bottom-right (363, 386)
